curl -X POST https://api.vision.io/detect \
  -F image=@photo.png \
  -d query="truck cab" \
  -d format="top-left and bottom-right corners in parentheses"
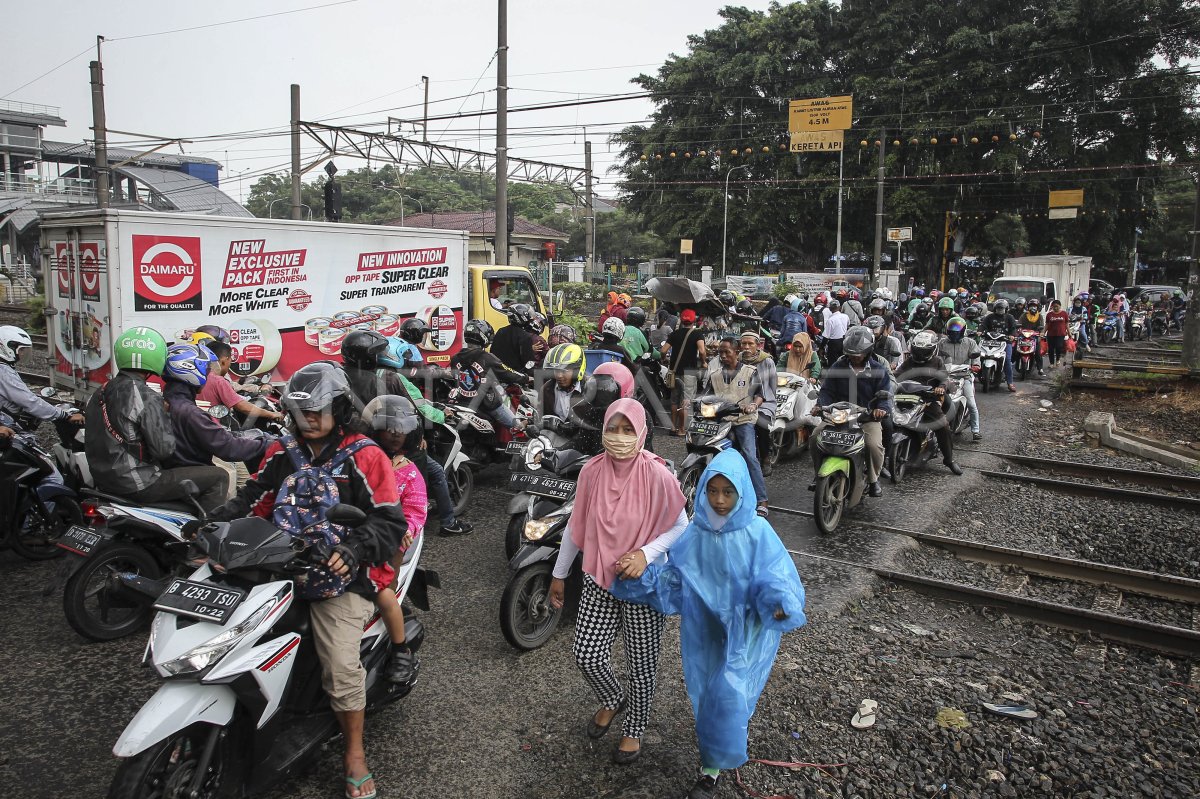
top-left (468, 265), bottom-right (555, 333)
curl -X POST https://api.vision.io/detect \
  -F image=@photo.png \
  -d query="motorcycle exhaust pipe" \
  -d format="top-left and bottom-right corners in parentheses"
top-left (108, 571), bottom-right (170, 607)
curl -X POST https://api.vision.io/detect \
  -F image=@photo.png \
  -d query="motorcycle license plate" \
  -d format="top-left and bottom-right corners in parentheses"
top-left (56, 525), bottom-right (103, 557)
top-left (505, 441), bottom-right (527, 455)
top-left (153, 579), bottom-right (246, 624)
top-left (821, 430), bottom-right (859, 447)
top-left (509, 471), bottom-right (575, 500)
top-left (688, 419), bottom-right (721, 437)
top-left (775, 391), bottom-right (790, 403)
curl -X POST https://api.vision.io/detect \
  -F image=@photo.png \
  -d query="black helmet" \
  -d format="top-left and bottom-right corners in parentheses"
top-left (963, 304), bottom-right (983, 321)
top-left (842, 326), bottom-right (875, 357)
top-left (735, 299), bottom-right (755, 316)
top-left (342, 330), bottom-right (388, 368)
top-left (507, 303), bottom-right (537, 332)
top-left (399, 317), bottom-right (430, 344)
top-left (581, 373), bottom-right (621, 415)
top-left (718, 290), bottom-right (736, 307)
top-left (284, 361), bottom-right (355, 427)
top-left (361, 394), bottom-right (420, 436)
top-left (992, 298), bottom-right (1010, 315)
top-left (625, 306), bottom-right (647, 329)
top-left (464, 319), bottom-right (495, 348)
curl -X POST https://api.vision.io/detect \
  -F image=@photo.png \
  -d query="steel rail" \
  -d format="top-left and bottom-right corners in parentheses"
top-left (769, 504), bottom-right (1200, 602)
top-left (969, 450), bottom-right (1200, 492)
top-left (979, 469), bottom-right (1200, 510)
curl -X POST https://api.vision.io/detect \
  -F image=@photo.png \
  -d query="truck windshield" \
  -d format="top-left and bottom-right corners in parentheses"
top-left (990, 279), bottom-right (1046, 303)
top-left (494, 278), bottom-right (541, 311)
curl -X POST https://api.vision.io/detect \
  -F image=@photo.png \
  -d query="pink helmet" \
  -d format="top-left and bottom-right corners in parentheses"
top-left (593, 361), bottom-right (634, 398)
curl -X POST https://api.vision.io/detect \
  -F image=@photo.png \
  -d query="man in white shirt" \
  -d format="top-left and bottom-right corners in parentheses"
top-left (823, 299), bottom-right (850, 363)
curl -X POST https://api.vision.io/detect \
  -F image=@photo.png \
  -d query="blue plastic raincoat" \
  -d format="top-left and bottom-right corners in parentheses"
top-left (611, 449), bottom-right (806, 769)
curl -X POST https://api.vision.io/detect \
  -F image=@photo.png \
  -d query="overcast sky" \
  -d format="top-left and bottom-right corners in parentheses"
top-left (5, 0), bottom-right (776, 201)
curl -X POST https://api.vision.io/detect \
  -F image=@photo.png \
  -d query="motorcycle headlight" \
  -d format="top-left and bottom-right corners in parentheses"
top-left (524, 437), bottom-right (548, 471)
top-left (826, 408), bottom-right (849, 425)
top-left (159, 591), bottom-right (282, 677)
top-left (699, 402), bottom-right (720, 419)
top-left (524, 501), bottom-right (574, 542)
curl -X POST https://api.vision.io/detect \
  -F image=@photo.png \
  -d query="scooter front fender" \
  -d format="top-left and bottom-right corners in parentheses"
top-left (509, 544), bottom-right (559, 571)
top-left (112, 682), bottom-right (237, 757)
top-left (817, 457), bottom-right (850, 478)
top-left (507, 491), bottom-right (532, 516)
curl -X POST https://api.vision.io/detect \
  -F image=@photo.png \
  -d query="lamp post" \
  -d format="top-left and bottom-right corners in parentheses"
top-left (376, 185), bottom-right (421, 224)
top-left (722, 164), bottom-right (749, 279)
top-left (268, 197), bottom-right (287, 218)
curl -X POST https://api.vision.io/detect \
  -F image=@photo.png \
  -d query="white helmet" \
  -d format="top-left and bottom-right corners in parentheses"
top-left (602, 316), bottom-right (626, 339)
top-left (0, 325), bottom-right (32, 364)
top-left (875, 287), bottom-right (894, 301)
top-left (947, 288), bottom-right (958, 298)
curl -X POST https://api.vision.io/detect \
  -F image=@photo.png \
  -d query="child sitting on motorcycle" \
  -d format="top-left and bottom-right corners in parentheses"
top-left (197, 340), bottom-right (285, 424)
top-left (361, 395), bottom-right (427, 688)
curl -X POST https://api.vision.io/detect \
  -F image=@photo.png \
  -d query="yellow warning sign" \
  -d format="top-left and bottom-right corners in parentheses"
top-left (1049, 189), bottom-right (1084, 208)
top-left (789, 131), bottom-right (844, 153)
top-left (789, 95), bottom-right (853, 132)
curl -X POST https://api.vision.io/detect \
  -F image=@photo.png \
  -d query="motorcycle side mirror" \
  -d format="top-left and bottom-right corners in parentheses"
top-left (39, 386), bottom-right (57, 399)
top-left (207, 404), bottom-right (231, 419)
top-left (807, 390), bottom-right (820, 400)
top-left (326, 504), bottom-right (367, 528)
top-left (179, 479), bottom-right (208, 522)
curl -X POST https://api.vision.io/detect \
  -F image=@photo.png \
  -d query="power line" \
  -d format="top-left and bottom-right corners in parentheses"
top-left (106, 0), bottom-right (359, 42)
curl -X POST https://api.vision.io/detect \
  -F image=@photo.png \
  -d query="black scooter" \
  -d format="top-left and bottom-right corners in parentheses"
top-left (0, 402), bottom-right (83, 560)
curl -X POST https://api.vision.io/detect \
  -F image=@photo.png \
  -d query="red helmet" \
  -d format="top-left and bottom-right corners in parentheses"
top-left (816, 292), bottom-right (829, 304)
top-left (835, 288), bottom-right (849, 301)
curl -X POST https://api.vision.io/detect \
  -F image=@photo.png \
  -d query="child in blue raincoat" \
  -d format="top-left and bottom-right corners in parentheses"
top-left (611, 449), bottom-right (806, 799)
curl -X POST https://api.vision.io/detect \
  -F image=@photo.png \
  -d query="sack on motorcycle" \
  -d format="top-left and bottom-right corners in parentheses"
top-left (272, 434), bottom-right (372, 599)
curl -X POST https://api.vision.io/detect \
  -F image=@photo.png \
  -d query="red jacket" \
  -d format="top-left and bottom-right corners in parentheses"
top-left (1046, 310), bottom-right (1070, 337)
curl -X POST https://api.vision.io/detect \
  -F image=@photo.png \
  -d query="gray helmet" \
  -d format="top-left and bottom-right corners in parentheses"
top-left (864, 315), bottom-right (886, 332)
top-left (283, 361), bottom-right (355, 426)
top-left (362, 394), bottom-right (420, 435)
top-left (992, 299), bottom-right (1010, 314)
top-left (842, 325), bottom-right (875, 357)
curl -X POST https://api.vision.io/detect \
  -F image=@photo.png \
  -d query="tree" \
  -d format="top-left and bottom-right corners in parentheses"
top-left (614, 0), bottom-right (1200, 282)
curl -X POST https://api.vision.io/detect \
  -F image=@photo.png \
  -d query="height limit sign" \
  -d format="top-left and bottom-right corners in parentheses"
top-left (789, 95), bottom-right (853, 132)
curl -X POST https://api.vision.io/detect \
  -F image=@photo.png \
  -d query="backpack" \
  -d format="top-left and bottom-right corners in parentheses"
top-left (272, 433), bottom-right (374, 600)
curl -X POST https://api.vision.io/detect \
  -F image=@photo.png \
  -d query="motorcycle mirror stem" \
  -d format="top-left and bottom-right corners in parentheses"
top-left (178, 479), bottom-right (208, 522)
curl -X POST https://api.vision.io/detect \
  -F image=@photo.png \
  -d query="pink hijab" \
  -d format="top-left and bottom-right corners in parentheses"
top-left (593, 361), bottom-right (634, 398)
top-left (570, 398), bottom-right (685, 590)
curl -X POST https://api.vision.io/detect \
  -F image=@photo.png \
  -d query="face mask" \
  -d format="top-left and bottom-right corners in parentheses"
top-left (602, 431), bottom-right (640, 460)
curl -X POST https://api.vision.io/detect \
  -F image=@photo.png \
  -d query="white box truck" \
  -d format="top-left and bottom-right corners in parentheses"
top-left (40, 209), bottom-right (551, 394)
top-left (988, 255), bottom-right (1092, 305)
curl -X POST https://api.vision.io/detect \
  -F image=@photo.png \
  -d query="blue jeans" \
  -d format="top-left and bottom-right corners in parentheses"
top-left (1076, 323), bottom-right (1090, 348)
top-left (730, 422), bottom-right (768, 503)
top-left (422, 455), bottom-right (456, 527)
top-left (1003, 342), bottom-right (1015, 385)
top-left (487, 402), bottom-right (516, 429)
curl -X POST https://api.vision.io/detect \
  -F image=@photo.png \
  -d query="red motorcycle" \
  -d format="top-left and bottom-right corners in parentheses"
top-left (1014, 329), bottom-right (1042, 380)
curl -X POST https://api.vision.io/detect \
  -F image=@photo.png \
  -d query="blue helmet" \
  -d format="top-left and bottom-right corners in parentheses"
top-left (163, 342), bottom-right (218, 388)
top-left (379, 336), bottom-right (416, 369)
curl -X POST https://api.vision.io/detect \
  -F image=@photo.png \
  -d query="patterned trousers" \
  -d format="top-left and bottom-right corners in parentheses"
top-left (572, 573), bottom-right (667, 740)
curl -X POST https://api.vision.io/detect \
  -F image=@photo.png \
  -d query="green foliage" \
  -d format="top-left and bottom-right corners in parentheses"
top-left (615, 1), bottom-right (1200, 279)
top-left (26, 294), bottom-right (46, 332)
top-left (555, 309), bottom-right (596, 344)
top-left (772, 280), bottom-right (802, 300)
top-left (557, 281), bottom-right (606, 304)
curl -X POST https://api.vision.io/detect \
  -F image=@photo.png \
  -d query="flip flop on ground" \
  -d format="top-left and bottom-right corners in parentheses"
top-left (982, 702), bottom-right (1039, 720)
top-left (851, 699), bottom-right (878, 729)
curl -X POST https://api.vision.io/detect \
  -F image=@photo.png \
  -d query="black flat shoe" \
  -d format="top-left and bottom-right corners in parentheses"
top-left (687, 774), bottom-right (720, 799)
top-left (611, 742), bottom-right (642, 765)
top-left (945, 461), bottom-right (964, 476)
top-left (586, 699), bottom-right (626, 739)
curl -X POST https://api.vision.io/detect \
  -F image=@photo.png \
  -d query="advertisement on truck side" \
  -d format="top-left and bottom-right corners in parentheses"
top-left (45, 214), bottom-right (469, 384)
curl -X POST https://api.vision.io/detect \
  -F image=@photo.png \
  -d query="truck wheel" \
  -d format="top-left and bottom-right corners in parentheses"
top-left (813, 472), bottom-right (847, 535)
top-left (499, 561), bottom-right (563, 651)
top-left (63, 541), bottom-right (161, 642)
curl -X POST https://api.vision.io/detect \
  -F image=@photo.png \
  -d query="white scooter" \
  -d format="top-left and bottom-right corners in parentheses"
top-left (764, 371), bottom-right (819, 474)
top-left (976, 332), bottom-right (1008, 393)
top-left (108, 503), bottom-right (436, 798)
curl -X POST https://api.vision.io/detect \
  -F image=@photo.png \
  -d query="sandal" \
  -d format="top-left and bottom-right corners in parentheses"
top-left (345, 772), bottom-right (377, 799)
top-left (851, 698), bottom-right (878, 729)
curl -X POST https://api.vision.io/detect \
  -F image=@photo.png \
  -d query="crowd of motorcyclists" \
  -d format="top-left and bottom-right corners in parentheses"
top-left (0, 275), bottom-right (1189, 799)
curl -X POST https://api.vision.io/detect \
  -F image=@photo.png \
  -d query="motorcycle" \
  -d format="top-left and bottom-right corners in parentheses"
top-left (1097, 311), bottom-right (1120, 344)
top-left (500, 416), bottom-right (590, 650)
top-left (1014, 329), bottom-right (1041, 380)
top-left (1151, 309), bottom-right (1180, 338)
top-left (676, 396), bottom-right (740, 514)
top-left (811, 398), bottom-right (885, 534)
top-left (945, 364), bottom-right (973, 438)
top-left (503, 415), bottom-right (583, 559)
top-left (764, 371), bottom-right (819, 473)
top-left (106, 503), bottom-right (435, 798)
top-left (977, 332), bottom-right (1008, 393)
top-left (56, 486), bottom-right (200, 641)
top-left (1129, 310), bottom-right (1148, 341)
top-left (422, 409), bottom-right (474, 520)
top-left (0, 402), bottom-right (84, 560)
top-left (228, 373), bottom-right (283, 431)
top-left (444, 380), bottom-right (536, 468)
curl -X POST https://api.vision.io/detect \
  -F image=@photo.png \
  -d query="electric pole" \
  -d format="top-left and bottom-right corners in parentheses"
top-left (421, 76), bottom-right (430, 142)
top-left (494, 0), bottom-right (509, 265)
top-left (871, 132), bottom-right (886, 289)
top-left (585, 140), bottom-right (594, 277)
top-left (89, 36), bottom-right (109, 209)
top-left (1182, 172), bottom-right (1200, 369)
top-left (290, 84), bottom-right (302, 220)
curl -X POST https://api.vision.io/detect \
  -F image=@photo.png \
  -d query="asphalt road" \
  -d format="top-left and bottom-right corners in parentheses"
top-left (0, 378), bottom-right (1038, 799)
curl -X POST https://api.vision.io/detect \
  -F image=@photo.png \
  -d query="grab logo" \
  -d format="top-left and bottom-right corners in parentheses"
top-left (132, 235), bottom-right (203, 312)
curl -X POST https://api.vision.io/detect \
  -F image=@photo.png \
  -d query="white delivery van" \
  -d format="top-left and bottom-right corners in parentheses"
top-left (988, 255), bottom-right (1092, 305)
top-left (39, 209), bottom-right (550, 394)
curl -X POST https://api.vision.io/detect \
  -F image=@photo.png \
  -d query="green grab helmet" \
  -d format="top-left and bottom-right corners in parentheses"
top-left (937, 297), bottom-right (956, 311)
top-left (114, 326), bottom-right (169, 375)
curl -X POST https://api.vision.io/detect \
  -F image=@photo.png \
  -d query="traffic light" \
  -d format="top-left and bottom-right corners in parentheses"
top-left (324, 179), bottom-right (342, 222)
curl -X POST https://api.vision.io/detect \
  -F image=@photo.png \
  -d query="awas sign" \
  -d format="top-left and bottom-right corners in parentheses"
top-left (132, 235), bottom-right (203, 312)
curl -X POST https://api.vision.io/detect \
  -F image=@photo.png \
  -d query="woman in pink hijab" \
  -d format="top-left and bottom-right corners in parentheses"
top-left (549, 397), bottom-right (687, 764)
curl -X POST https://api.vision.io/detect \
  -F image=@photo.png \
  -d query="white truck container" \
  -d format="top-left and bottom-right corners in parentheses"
top-left (988, 255), bottom-right (1092, 305)
top-left (39, 209), bottom-right (549, 394)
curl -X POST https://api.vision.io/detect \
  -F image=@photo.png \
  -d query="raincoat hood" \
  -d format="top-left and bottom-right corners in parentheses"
top-left (696, 449), bottom-right (759, 533)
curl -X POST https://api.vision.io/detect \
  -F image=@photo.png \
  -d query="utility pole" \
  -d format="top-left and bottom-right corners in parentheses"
top-left (1128, 225), bottom-right (1139, 287)
top-left (89, 36), bottom-right (109, 209)
top-left (1182, 172), bottom-right (1200, 369)
top-left (871, 131), bottom-right (886, 289)
top-left (290, 84), bottom-right (302, 220)
top-left (421, 76), bottom-right (430, 142)
top-left (584, 140), bottom-right (594, 277)
top-left (494, 0), bottom-right (509, 265)
top-left (835, 146), bottom-right (844, 274)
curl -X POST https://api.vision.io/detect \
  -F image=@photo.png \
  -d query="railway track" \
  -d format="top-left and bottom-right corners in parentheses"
top-left (767, 504), bottom-right (1200, 657)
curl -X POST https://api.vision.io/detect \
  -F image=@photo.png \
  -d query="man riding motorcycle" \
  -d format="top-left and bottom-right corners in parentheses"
top-left (938, 317), bottom-right (982, 441)
top-left (491, 303), bottom-right (540, 375)
top-left (810, 326), bottom-right (891, 497)
top-left (739, 331), bottom-right (778, 476)
top-left (208, 361), bottom-right (405, 799)
top-left (84, 326), bottom-right (228, 511)
top-left (0, 325), bottom-right (85, 427)
top-left (895, 330), bottom-right (964, 475)
top-left (979, 299), bottom-right (1018, 392)
top-left (865, 315), bottom-right (903, 371)
top-left (704, 337), bottom-right (770, 516)
top-left (451, 319), bottom-right (532, 432)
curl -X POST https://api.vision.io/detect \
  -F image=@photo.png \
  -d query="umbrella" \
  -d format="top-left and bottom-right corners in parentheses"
top-left (644, 277), bottom-right (727, 318)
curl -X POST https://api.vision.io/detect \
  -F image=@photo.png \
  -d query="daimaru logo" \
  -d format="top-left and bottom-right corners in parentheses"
top-left (132, 235), bottom-right (204, 312)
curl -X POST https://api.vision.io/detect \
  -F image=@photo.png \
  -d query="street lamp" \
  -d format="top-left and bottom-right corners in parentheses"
top-left (375, 185), bottom-right (422, 224)
top-left (722, 164), bottom-right (750, 279)
top-left (268, 197), bottom-right (287, 218)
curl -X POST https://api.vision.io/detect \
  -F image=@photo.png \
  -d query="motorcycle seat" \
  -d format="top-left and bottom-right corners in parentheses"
top-left (81, 487), bottom-right (195, 515)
